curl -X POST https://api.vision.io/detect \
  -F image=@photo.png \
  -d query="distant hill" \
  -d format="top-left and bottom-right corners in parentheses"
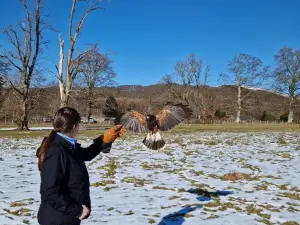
top-left (1, 84), bottom-right (299, 123)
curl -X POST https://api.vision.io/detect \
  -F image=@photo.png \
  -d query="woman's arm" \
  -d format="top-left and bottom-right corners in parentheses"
top-left (74, 136), bottom-right (112, 161)
top-left (74, 125), bottom-right (125, 161)
top-left (40, 148), bottom-right (82, 217)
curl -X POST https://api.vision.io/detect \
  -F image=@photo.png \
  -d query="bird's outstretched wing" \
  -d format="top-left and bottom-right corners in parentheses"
top-left (156, 104), bottom-right (192, 131)
top-left (117, 110), bottom-right (148, 133)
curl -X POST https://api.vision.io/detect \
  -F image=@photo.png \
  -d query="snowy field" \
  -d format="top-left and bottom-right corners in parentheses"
top-left (0, 132), bottom-right (300, 225)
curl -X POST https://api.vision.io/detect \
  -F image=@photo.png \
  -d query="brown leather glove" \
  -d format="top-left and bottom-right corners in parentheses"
top-left (101, 125), bottom-right (126, 143)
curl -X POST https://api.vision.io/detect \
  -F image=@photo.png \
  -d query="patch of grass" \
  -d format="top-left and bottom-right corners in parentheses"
top-left (177, 188), bottom-right (186, 193)
top-left (282, 222), bottom-right (299, 225)
top-left (97, 160), bottom-right (118, 178)
top-left (141, 162), bottom-right (164, 169)
top-left (205, 140), bottom-right (218, 145)
top-left (23, 220), bottom-right (30, 224)
top-left (148, 219), bottom-right (156, 224)
top-left (2, 124), bottom-right (300, 138)
top-left (3, 207), bottom-right (32, 216)
top-left (163, 168), bottom-right (183, 174)
top-left (10, 201), bottom-right (27, 207)
top-left (161, 205), bottom-right (177, 209)
top-left (152, 186), bottom-right (176, 191)
top-left (107, 207), bottom-right (114, 211)
top-left (184, 214), bottom-right (194, 218)
top-left (287, 206), bottom-right (300, 212)
top-left (246, 204), bottom-right (263, 215)
top-left (287, 202), bottom-right (299, 206)
top-left (205, 199), bottom-right (221, 208)
top-left (121, 176), bottom-right (149, 187)
top-left (124, 210), bottom-right (134, 216)
top-left (206, 214), bottom-right (219, 219)
top-left (191, 170), bottom-right (205, 176)
top-left (241, 163), bottom-right (261, 173)
top-left (218, 202), bottom-right (242, 212)
top-left (263, 174), bottom-right (281, 179)
top-left (278, 137), bottom-right (287, 145)
top-left (103, 187), bottom-right (111, 191)
top-left (279, 192), bottom-right (300, 201)
top-left (258, 204), bottom-right (280, 212)
top-left (91, 180), bottom-right (115, 187)
top-left (278, 184), bottom-right (289, 190)
top-left (257, 212), bottom-right (271, 220)
top-left (220, 172), bottom-right (259, 181)
top-left (254, 184), bottom-right (268, 191)
top-left (227, 186), bottom-right (242, 191)
top-left (169, 124), bottom-right (300, 133)
top-left (169, 195), bottom-right (180, 200)
top-left (203, 208), bottom-right (218, 212)
top-left (255, 218), bottom-right (272, 225)
top-left (290, 187), bottom-right (300, 192)
top-left (280, 153), bottom-right (291, 158)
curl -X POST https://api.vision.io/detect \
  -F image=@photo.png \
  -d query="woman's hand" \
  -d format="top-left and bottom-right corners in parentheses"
top-left (101, 125), bottom-right (126, 143)
top-left (78, 205), bottom-right (90, 220)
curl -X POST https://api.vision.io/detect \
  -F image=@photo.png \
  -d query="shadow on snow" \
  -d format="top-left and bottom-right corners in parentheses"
top-left (157, 188), bottom-right (233, 225)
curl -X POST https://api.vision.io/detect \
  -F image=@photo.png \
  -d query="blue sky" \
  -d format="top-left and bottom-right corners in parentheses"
top-left (0, 0), bottom-right (299, 86)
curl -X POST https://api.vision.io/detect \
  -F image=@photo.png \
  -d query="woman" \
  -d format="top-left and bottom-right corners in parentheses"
top-left (36, 107), bottom-right (125, 225)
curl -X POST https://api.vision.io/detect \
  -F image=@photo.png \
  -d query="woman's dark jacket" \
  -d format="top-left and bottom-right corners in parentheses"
top-left (36, 132), bottom-right (111, 225)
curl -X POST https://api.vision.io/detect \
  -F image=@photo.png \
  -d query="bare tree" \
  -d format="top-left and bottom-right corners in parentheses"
top-left (76, 45), bottom-right (116, 119)
top-left (161, 74), bottom-right (174, 86)
top-left (272, 47), bottom-right (300, 123)
top-left (0, 61), bottom-right (9, 108)
top-left (172, 54), bottom-right (211, 120)
top-left (220, 53), bottom-right (267, 123)
top-left (0, 0), bottom-right (46, 130)
top-left (57, 0), bottom-right (110, 107)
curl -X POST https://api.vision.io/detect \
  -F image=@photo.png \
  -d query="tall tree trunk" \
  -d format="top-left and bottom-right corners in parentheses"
top-left (236, 85), bottom-right (241, 124)
top-left (288, 79), bottom-right (296, 124)
top-left (86, 87), bottom-right (93, 120)
top-left (60, 94), bottom-right (67, 107)
top-left (58, 34), bottom-right (67, 108)
top-left (288, 96), bottom-right (295, 123)
top-left (19, 98), bottom-right (30, 131)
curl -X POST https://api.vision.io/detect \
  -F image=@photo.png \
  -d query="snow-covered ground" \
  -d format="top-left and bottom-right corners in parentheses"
top-left (0, 132), bottom-right (300, 225)
top-left (0, 127), bottom-right (53, 131)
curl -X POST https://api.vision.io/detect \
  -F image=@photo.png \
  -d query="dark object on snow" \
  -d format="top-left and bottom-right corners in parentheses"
top-left (36, 132), bottom-right (111, 225)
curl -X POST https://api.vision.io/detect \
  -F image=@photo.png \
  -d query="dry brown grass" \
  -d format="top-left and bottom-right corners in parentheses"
top-left (220, 172), bottom-right (259, 181)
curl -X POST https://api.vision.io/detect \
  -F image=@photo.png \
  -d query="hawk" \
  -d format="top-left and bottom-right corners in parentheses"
top-left (115, 103), bottom-right (192, 150)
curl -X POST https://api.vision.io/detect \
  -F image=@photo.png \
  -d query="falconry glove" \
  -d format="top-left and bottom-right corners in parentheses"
top-left (101, 125), bottom-right (126, 143)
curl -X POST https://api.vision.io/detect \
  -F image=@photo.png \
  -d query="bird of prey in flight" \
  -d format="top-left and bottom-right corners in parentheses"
top-left (116, 103), bottom-right (192, 150)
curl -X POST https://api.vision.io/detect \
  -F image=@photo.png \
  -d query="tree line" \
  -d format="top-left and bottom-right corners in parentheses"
top-left (0, 0), bottom-right (299, 130)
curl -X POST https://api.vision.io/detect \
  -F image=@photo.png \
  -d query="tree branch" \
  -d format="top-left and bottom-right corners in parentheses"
top-left (20, 0), bottom-right (32, 67)
top-left (8, 80), bottom-right (23, 96)
top-left (241, 88), bottom-right (256, 101)
top-left (7, 28), bottom-right (24, 60)
top-left (72, 0), bottom-right (103, 44)
top-left (0, 55), bottom-right (23, 72)
top-left (28, 0), bottom-right (41, 82)
top-left (69, 0), bottom-right (76, 41)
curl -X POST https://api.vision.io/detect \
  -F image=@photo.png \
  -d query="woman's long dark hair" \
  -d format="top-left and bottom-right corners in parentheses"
top-left (38, 107), bottom-right (81, 171)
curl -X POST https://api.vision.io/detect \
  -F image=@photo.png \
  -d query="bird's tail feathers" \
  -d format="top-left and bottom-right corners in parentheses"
top-left (142, 131), bottom-right (165, 150)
